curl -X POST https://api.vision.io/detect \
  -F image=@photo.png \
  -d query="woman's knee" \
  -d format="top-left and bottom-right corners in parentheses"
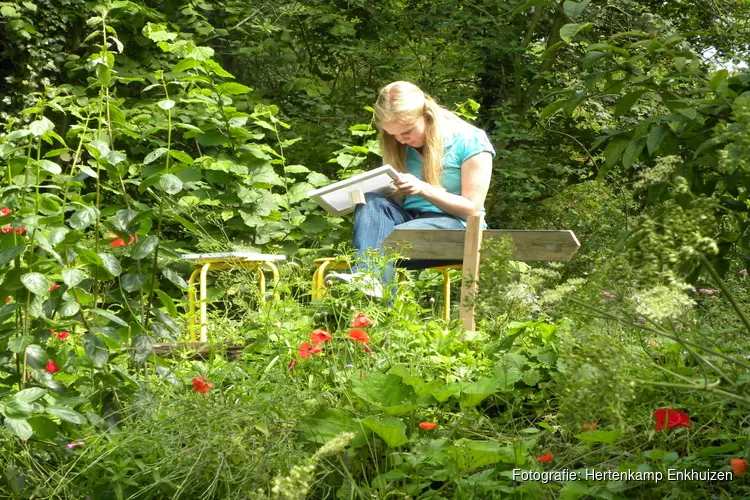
top-left (356, 193), bottom-right (391, 215)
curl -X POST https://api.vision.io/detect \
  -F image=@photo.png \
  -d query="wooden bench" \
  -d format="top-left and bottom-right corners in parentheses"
top-left (382, 215), bottom-right (580, 330)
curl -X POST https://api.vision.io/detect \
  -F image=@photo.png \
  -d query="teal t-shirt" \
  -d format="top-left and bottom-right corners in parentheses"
top-left (403, 124), bottom-right (496, 220)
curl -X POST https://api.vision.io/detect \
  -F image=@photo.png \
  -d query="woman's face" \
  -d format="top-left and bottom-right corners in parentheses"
top-left (382, 116), bottom-right (426, 149)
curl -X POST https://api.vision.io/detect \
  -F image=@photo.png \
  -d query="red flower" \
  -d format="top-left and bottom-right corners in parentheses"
top-left (1, 227), bottom-right (13, 234)
top-left (192, 375), bottom-right (214, 395)
top-left (288, 359), bottom-right (297, 372)
top-left (4, 297), bottom-right (10, 303)
top-left (15, 227), bottom-right (25, 235)
top-left (582, 423), bottom-right (597, 432)
top-left (536, 452), bottom-right (554, 463)
top-left (0, 208), bottom-right (10, 216)
top-left (347, 329), bottom-right (370, 343)
top-left (731, 458), bottom-right (747, 477)
top-left (653, 408), bottom-right (692, 431)
top-left (419, 422), bottom-right (438, 430)
top-left (49, 283), bottom-right (61, 292)
top-left (108, 233), bottom-right (135, 247)
top-left (351, 312), bottom-right (374, 328)
top-left (310, 329), bottom-right (333, 344)
top-left (45, 360), bottom-right (59, 373)
top-left (56, 331), bottom-right (70, 340)
top-left (363, 345), bottom-right (372, 355)
top-left (298, 342), bottom-right (322, 359)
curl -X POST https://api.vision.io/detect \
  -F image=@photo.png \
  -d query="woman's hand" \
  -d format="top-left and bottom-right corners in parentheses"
top-left (392, 173), bottom-right (428, 196)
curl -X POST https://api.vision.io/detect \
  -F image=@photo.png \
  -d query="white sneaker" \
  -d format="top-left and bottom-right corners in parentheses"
top-left (325, 272), bottom-right (384, 298)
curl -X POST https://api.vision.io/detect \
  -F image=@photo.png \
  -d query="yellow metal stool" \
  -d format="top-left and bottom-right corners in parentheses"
top-left (182, 252), bottom-right (286, 341)
top-left (311, 257), bottom-right (460, 322)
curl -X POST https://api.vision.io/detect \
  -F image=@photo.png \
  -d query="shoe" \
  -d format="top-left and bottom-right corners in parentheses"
top-left (325, 272), bottom-right (384, 298)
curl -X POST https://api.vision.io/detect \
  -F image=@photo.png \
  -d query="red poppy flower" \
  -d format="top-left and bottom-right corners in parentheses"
top-left (310, 329), bottom-right (332, 344)
top-left (347, 329), bottom-right (370, 343)
top-left (731, 458), bottom-right (747, 477)
top-left (653, 408), bottom-right (692, 431)
top-left (192, 375), bottom-right (214, 395)
top-left (419, 422), bottom-right (438, 430)
top-left (0, 208), bottom-right (11, 216)
top-left (536, 452), bottom-right (554, 463)
top-left (1, 227), bottom-right (13, 234)
top-left (109, 234), bottom-right (135, 247)
top-left (298, 342), bottom-right (322, 359)
top-left (49, 283), bottom-right (61, 292)
top-left (4, 297), bottom-right (10, 303)
top-left (351, 312), bottom-right (374, 328)
top-left (582, 423), bottom-right (597, 432)
top-left (15, 227), bottom-right (25, 235)
top-left (45, 360), bottom-right (59, 373)
top-left (56, 331), bottom-right (70, 340)
top-left (288, 359), bottom-right (297, 372)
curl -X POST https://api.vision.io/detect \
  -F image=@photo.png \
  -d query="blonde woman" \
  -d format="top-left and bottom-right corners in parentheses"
top-left (330, 81), bottom-right (495, 297)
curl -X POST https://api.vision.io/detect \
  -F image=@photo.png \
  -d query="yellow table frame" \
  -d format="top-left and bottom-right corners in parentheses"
top-left (311, 257), bottom-right (460, 322)
top-left (186, 256), bottom-right (284, 342)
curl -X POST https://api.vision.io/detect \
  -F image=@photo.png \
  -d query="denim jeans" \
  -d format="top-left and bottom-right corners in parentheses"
top-left (352, 193), bottom-right (465, 287)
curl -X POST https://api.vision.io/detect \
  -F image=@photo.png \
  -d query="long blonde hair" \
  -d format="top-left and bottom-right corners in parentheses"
top-left (374, 81), bottom-right (462, 187)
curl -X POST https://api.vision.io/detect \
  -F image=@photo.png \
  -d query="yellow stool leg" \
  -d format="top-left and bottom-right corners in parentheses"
top-left (199, 263), bottom-right (212, 342)
top-left (314, 261), bottom-right (334, 300)
top-left (187, 267), bottom-right (201, 341)
top-left (257, 265), bottom-right (266, 305)
top-left (263, 261), bottom-right (280, 301)
top-left (312, 265), bottom-right (321, 300)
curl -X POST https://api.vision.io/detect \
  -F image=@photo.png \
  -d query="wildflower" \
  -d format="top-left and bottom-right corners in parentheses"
top-left (55, 331), bottom-right (70, 340)
top-left (4, 297), bottom-right (10, 303)
top-left (536, 452), bottom-right (554, 463)
top-left (601, 290), bottom-right (615, 299)
top-left (351, 312), bottom-right (374, 328)
top-left (288, 359), bottom-right (297, 373)
top-left (310, 329), bottom-right (333, 344)
top-left (731, 458), bottom-right (747, 477)
top-left (1, 227), bottom-right (13, 233)
top-left (45, 360), bottom-right (59, 373)
top-left (363, 345), bottom-right (372, 355)
top-left (697, 288), bottom-right (719, 296)
top-left (192, 375), bottom-right (214, 395)
top-left (298, 342), bottom-right (322, 359)
top-left (582, 423), bottom-right (597, 432)
top-left (347, 329), bottom-right (370, 343)
top-left (419, 422), bottom-right (438, 430)
top-left (108, 233), bottom-right (135, 247)
top-left (49, 283), bottom-right (61, 292)
top-left (66, 441), bottom-right (85, 449)
top-left (345, 364), bottom-right (354, 369)
top-left (0, 208), bottom-right (11, 216)
top-left (15, 227), bottom-right (25, 235)
top-left (653, 408), bottom-right (692, 431)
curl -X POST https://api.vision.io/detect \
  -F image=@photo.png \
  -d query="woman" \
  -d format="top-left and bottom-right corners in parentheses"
top-left (330, 81), bottom-right (495, 297)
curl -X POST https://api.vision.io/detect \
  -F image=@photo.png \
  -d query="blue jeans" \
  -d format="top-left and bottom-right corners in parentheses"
top-left (352, 193), bottom-right (465, 287)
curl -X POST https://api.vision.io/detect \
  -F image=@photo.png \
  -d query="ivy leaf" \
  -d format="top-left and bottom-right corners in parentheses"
top-left (131, 235), bottom-right (159, 260)
top-left (361, 416), bottom-right (409, 448)
top-left (47, 406), bottom-right (87, 425)
top-left (559, 23), bottom-right (591, 43)
top-left (159, 174), bottom-right (183, 195)
top-left (21, 272), bottom-right (50, 295)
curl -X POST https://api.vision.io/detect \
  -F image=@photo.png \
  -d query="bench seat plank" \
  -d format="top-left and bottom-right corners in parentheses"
top-left (383, 229), bottom-right (580, 262)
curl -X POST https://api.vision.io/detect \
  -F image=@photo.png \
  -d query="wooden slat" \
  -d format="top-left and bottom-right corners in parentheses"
top-left (459, 216), bottom-right (483, 331)
top-left (383, 229), bottom-right (580, 261)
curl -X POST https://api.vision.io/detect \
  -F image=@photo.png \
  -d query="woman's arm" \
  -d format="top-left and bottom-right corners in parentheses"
top-left (391, 152), bottom-right (493, 219)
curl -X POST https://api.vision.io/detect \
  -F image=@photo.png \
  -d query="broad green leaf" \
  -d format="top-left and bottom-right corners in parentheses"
top-left (169, 150), bottom-right (193, 165)
top-left (647, 125), bottom-right (667, 156)
top-left (563, 0), bottom-right (590, 18)
top-left (675, 108), bottom-right (698, 120)
top-left (48, 227), bottom-right (69, 246)
top-left (539, 99), bottom-right (568, 121)
top-left (301, 408), bottom-right (365, 446)
top-left (511, 0), bottom-right (554, 16)
top-left (47, 406), bottom-right (87, 424)
top-left (615, 90), bottom-right (649, 118)
top-left (98, 253), bottom-right (122, 277)
top-left (559, 23), bottom-right (591, 43)
top-left (574, 430), bottom-right (622, 444)
top-left (58, 301), bottom-right (80, 318)
top-left (352, 373), bottom-right (416, 409)
top-left (157, 99), bottom-right (175, 110)
top-left (121, 273), bottom-right (147, 292)
top-left (29, 117), bottom-right (54, 137)
top-left (8, 335), bottom-right (33, 353)
top-left (540, 41), bottom-right (566, 60)
top-left (106, 150), bottom-right (127, 165)
top-left (83, 333), bottom-right (109, 368)
top-left (443, 440), bottom-right (516, 472)
top-left (307, 172), bottom-right (329, 187)
top-left (162, 268), bottom-right (188, 289)
top-left (285, 164), bottom-right (310, 174)
top-left (37, 159), bottom-right (61, 174)
top-left (62, 268), bottom-right (87, 288)
top-left (172, 57), bottom-right (200, 72)
top-left (362, 416), bottom-right (409, 448)
top-left (131, 235), bottom-right (158, 259)
top-left (431, 382), bottom-right (463, 402)
top-left (0, 246), bottom-right (25, 266)
top-left (159, 174), bottom-right (183, 195)
top-left (28, 415), bottom-right (57, 440)
top-left (601, 137), bottom-right (629, 170)
top-left (144, 148), bottom-right (168, 165)
top-left (622, 138), bottom-right (645, 169)
top-left (14, 387), bottom-right (46, 403)
top-left (92, 308), bottom-right (129, 327)
top-left (1, 399), bottom-right (34, 419)
top-left (116, 209), bottom-right (138, 231)
top-left (24, 345), bottom-right (46, 370)
top-left (709, 70), bottom-right (729, 92)
top-left (21, 272), bottom-right (49, 295)
top-left (216, 82), bottom-right (252, 95)
top-left (132, 334), bottom-right (153, 363)
top-left (695, 442), bottom-right (739, 459)
top-left (4, 418), bottom-right (33, 440)
top-left (459, 378), bottom-right (499, 409)
top-left (68, 206), bottom-right (99, 230)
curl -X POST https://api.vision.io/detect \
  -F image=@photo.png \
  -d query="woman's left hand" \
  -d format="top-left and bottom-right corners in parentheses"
top-left (393, 173), bottom-right (428, 196)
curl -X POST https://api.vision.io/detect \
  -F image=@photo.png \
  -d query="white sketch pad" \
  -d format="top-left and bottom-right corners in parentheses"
top-left (308, 165), bottom-right (401, 216)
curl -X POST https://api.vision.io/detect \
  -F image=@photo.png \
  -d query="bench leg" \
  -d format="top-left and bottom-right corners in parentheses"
top-left (199, 263), bottom-right (212, 342)
top-left (459, 215), bottom-right (484, 331)
top-left (187, 267), bottom-right (201, 341)
top-left (439, 268), bottom-right (451, 323)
